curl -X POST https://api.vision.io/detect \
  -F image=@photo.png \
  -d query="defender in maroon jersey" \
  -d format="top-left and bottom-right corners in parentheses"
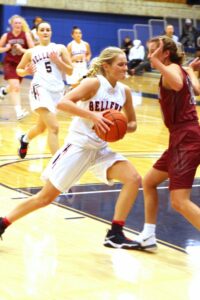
top-left (0, 15), bottom-right (34, 120)
top-left (136, 36), bottom-right (200, 252)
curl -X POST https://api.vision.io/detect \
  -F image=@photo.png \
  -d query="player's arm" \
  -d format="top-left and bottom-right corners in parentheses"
top-left (14, 32), bottom-right (34, 55)
top-left (51, 45), bottom-right (73, 75)
top-left (16, 49), bottom-right (35, 77)
top-left (149, 39), bottom-right (183, 91)
top-left (85, 42), bottom-right (92, 62)
top-left (0, 33), bottom-right (11, 53)
top-left (57, 78), bottom-right (112, 132)
top-left (185, 58), bottom-right (200, 95)
top-left (25, 31), bottom-right (35, 49)
top-left (123, 86), bottom-right (137, 133)
top-left (66, 43), bottom-right (73, 60)
top-left (185, 66), bottom-right (200, 95)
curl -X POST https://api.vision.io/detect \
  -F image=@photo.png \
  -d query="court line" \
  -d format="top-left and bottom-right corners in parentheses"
top-left (50, 183), bottom-right (200, 196)
top-left (53, 201), bottom-right (187, 254)
top-left (0, 182), bottom-right (189, 253)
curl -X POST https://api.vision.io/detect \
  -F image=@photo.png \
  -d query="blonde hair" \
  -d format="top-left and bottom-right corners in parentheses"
top-left (9, 15), bottom-right (31, 33)
top-left (85, 46), bottom-right (125, 78)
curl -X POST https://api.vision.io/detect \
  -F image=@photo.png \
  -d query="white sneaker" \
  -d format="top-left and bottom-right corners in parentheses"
top-left (136, 234), bottom-right (158, 253)
top-left (16, 110), bottom-right (29, 121)
top-left (0, 86), bottom-right (7, 100)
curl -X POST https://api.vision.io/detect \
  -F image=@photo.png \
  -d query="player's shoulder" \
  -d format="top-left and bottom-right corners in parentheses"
top-left (67, 41), bottom-right (73, 47)
top-left (82, 40), bottom-right (90, 46)
top-left (81, 77), bottom-right (99, 87)
top-left (1, 32), bottom-right (8, 38)
top-left (76, 77), bottom-right (100, 97)
top-left (53, 43), bottom-right (65, 51)
top-left (117, 80), bottom-right (130, 91)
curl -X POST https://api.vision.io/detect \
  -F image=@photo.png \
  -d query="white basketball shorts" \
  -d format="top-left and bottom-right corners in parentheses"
top-left (29, 84), bottom-right (64, 113)
top-left (41, 143), bottom-right (127, 192)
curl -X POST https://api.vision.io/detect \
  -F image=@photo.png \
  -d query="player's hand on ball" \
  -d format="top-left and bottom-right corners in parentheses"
top-left (91, 111), bottom-right (113, 136)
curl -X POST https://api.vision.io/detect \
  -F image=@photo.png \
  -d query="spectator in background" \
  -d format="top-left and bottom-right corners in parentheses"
top-left (128, 39), bottom-right (145, 75)
top-left (31, 16), bottom-right (44, 45)
top-left (66, 26), bottom-right (91, 87)
top-left (121, 36), bottom-right (133, 60)
top-left (129, 51), bottom-right (151, 76)
top-left (164, 24), bottom-right (179, 43)
top-left (0, 15), bottom-right (34, 120)
top-left (179, 18), bottom-right (198, 48)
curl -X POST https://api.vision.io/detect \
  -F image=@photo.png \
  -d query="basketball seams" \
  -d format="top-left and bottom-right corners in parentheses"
top-left (96, 109), bottom-right (127, 142)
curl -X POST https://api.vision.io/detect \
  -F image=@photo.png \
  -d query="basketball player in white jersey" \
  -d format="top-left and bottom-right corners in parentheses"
top-left (0, 47), bottom-right (142, 250)
top-left (16, 21), bottom-right (73, 159)
top-left (66, 26), bottom-right (91, 87)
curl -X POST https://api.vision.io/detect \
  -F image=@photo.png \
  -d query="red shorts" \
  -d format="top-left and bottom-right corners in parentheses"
top-left (3, 61), bottom-right (23, 81)
top-left (153, 126), bottom-right (200, 190)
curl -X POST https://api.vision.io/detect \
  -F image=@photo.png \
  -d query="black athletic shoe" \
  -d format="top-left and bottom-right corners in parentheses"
top-left (104, 229), bottom-right (140, 249)
top-left (0, 218), bottom-right (6, 240)
top-left (18, 134), bottom-right (29, 159)
top-left (0, 86), bottom-right (7, 100)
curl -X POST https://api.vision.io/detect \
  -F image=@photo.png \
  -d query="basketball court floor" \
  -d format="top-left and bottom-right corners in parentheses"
top-left (0, 73), bottom-right (200, 300)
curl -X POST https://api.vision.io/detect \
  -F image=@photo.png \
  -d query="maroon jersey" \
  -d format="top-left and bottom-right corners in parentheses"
top-left (4, 31), bottom-right (29, 64)
top-left (158, 66), bottom-right (199, 132)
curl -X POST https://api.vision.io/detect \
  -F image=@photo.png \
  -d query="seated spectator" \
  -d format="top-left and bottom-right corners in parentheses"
top-left (128, 39), bottom-right (145, 75)
top-left (129, 51), bottom-right (151, 76)
top-left (164, 24), bottom-right (179, 43)
top-left (179, 18), bottom-right (198, 48)
top-left (121, 36), bottom-right (133, 60)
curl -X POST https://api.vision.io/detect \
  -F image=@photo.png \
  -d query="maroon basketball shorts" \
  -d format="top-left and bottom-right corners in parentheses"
top-left (153, 126), bottom-right (200, 190)
top-left (3, 61), bottom-right (23, 81)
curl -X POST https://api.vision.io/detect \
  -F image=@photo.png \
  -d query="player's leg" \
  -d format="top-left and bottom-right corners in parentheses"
top-left (170, 188), bottom-right (200, 230)
top-left (107, 160), bottom-right (141, 221)
top-left (1, 145), bottom-right (93, 239)
top-left (169, 131), bottom-right (200, 230)
top-left (0, 180), bottom-right (61, 238)
top-left (104, 160), bottom-right (141, 249)
top-left (143, 167), bottom-right (168, 224)
top-left (135, 167), bottom-right (168, 252)
top-left (7, 78), bottom-right (29, 120)
top-left (37, 108), bottom-right (59, 155)
top-left (18, 114), bottom-right (46, 159)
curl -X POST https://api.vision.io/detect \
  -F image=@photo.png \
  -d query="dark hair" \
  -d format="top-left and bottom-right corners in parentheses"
top-left (32, 16), bottom-right (44, 29)
top-left (36, 21), bottom-right (51, 32)
top-left (148, 35), bottom-right (185, 65)
top-left (71, 26), bottom-right (81, 34)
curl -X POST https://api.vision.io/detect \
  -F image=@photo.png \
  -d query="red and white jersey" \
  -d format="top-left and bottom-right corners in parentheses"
top-left (31, 42), bottom-right (65, 92)
top-left (67, 75), bottom-right (126, 149)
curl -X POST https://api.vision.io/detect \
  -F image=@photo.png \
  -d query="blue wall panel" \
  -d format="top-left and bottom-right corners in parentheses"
top-left (21, 7), bottom-right (149, 57)
top-left (0, 5), bottom-right (161, 58)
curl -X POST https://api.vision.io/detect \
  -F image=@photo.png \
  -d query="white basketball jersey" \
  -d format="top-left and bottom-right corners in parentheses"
top-left (31, 43), bottom-right (65, 92)
top-left (67, 75), bottom-right (126, 149)
top-left (70, 40), bottom-right (87, 60)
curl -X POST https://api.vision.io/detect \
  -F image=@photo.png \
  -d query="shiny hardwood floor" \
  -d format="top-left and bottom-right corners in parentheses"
top-left (0, 74), bottom-right (200, 300)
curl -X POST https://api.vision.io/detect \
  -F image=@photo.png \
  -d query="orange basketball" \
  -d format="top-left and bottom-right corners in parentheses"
top-left (96, 109), bottom-right (128, 142)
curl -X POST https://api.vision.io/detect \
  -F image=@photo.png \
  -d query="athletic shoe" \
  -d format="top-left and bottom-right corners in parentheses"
top-left (0, 218), bottom-right (6, 240)
top-left (16, 110), bottom-right (29, 121)
top-left (0, 86), bottom-right (7, 100)
top-left (18, 134), bottom-right (29, 159)
top-left (136, 234), bottom-right (158, 253)
top-left (104, 229), bottom-right (141, 250)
